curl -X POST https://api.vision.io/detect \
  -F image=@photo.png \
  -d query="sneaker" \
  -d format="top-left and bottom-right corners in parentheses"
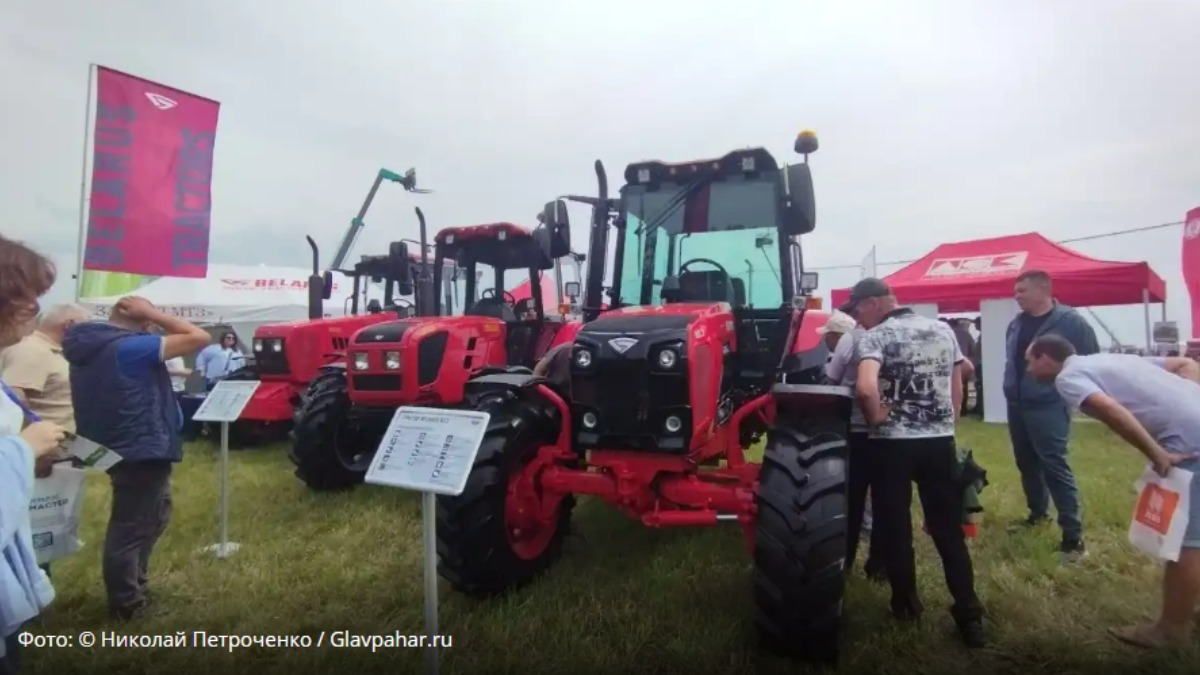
top-left (1059, 538), bottom-right (1088, 563)
top-left (958, 619), bottom-right (987, 648)
top-left (1007, 515), bottom-right (1050, 532)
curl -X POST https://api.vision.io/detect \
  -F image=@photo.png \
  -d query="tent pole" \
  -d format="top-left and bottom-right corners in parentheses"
top-left (1142, 288), bottom-right (1151, 352)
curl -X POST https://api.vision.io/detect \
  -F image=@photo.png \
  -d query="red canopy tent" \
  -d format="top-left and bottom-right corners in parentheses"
top-left (831, 232), bottom-right (1166, 313)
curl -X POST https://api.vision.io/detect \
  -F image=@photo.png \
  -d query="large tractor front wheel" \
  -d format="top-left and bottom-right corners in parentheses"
top-left (436, 397), bottom-right (574, 597)
top-left (753, 415), bottom-right (849, 665)
top-left (289, 369), bottom-right (375, 491)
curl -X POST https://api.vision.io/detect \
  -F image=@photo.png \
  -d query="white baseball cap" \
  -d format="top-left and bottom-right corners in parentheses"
top-left (817, 310), bottom-right (857, 336)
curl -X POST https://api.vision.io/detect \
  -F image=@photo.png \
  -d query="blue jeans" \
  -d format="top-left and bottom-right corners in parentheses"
top-left (1008, 403), bottom-right (1083, 540)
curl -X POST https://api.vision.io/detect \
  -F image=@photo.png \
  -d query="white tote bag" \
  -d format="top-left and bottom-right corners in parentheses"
top-left (29, 466), bottom-right (87, 565)
top-left (1128, 466), bottom-right (1194, 562)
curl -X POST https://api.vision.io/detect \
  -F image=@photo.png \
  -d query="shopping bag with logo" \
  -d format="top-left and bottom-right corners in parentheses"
top-left (1128, 466), bottom-right (1193, 562)
top-left (29, 466), bottom-right (87, 565)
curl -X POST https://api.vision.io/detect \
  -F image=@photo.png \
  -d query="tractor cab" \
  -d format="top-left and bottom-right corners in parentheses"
top-left (432, 209), bottom-right (572, 368)
top-left (563, 140), bottom-right (824, 452)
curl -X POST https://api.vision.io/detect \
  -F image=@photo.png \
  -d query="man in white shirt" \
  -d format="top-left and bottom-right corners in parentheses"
top-left (1025, 334), bottom-right (1200, 648)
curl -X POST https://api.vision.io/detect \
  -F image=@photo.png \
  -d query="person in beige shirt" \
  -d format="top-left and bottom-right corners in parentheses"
top-left (0, 303), bottom-right (88, 475)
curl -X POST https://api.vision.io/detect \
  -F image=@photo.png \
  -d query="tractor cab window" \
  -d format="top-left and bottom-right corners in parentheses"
top-left (619, 180), bottom-right (786, 309)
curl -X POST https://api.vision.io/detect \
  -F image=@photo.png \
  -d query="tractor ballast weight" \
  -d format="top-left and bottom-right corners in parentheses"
top-left (289, 209), bottom-right (584, 491)
top-left (436, 133), bottom-right (855, 664)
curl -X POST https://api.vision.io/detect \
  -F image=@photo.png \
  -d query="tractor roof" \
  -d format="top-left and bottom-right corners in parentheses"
top-left (434, 222), bottom-right (554, 271)
top-left (623, 147), bottom-right (779, 184)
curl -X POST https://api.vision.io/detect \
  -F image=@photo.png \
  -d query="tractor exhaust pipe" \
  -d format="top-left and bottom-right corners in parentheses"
top-left (415, 206), bottom-right (432, 314)
top-left (305, 235), bottom-right (323, 320)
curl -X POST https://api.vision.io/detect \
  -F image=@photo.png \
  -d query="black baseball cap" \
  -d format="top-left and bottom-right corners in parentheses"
top-left (838, 277), bottom-right (892, 314)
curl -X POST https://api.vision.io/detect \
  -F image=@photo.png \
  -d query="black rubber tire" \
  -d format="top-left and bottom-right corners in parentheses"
top-left (436, 396), bottom-right (574, 597)
top-left (753, 415), bottom-right (849, 665)
top-left (288, 369), bottom-right (368, 491)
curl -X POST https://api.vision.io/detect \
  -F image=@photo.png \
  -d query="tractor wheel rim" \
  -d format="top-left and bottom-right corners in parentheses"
top-left (505, 462), bottom-right (556, 561)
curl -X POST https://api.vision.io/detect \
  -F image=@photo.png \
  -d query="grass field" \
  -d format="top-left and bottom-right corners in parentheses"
top-left (18, 419), bottom-right (1200, 674)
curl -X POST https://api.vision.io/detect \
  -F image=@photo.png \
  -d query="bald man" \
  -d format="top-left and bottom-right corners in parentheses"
top-left (0, 303), bottom-right (89, 463)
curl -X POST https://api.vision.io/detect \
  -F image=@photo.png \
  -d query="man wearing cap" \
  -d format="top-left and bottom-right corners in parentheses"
top-left (843, 278), bottom-right (985, 648)
top-left (820, 310), bottom-right (886, 580)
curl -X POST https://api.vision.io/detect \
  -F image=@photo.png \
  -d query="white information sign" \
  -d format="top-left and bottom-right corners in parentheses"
top-left (192, 380), bottom-right (261, 423)
top-left (364, 406), bottom-right (491, 675)
top-left (365, 407), bottom-right (490, 496)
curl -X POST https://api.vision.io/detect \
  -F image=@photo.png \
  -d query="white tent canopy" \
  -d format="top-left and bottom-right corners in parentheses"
top-left (79, 264), bottom-right (369, 342)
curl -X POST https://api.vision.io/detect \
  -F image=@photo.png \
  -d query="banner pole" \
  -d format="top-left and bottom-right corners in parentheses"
top-left (73, 63), bottom-right (97, 303)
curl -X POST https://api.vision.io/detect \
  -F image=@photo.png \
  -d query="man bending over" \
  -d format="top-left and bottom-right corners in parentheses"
top-left (1025, 334), bottom-right (1199, 648)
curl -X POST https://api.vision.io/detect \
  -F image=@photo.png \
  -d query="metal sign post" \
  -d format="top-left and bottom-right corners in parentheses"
top-left (365, 406), bottom-right (490, 675)
top-left (192, 380), bottom-right (261, 559)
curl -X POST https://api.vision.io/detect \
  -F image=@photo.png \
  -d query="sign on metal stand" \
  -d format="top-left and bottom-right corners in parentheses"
top-left (364, 406), bottom-right (490, 675)
top-left (192, 380), bottom-right (260, 559)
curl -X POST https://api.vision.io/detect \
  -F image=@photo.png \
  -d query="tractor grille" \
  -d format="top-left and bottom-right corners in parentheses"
top-left (256, 341), bottom-right (289, 376)
top-left (572, 352), bottom-right (689, 450)
top-left (353, 374), bottom-right (401, 391)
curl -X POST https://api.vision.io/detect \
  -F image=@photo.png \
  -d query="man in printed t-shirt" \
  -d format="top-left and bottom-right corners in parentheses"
top-left (842, 277), bottom-right (985, 648)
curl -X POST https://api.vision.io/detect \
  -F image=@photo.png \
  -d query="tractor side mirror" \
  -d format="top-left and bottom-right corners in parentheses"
top-left (781, 163), bottom-right (816, 235)
top-left (322, 270), bottom-right (334, 300)
top-left (388, 241), bottom-right (415, 296)
top-left (564, 281), bottom-right (581, 299)
top-left (537, 199), bottom-right (572, 258)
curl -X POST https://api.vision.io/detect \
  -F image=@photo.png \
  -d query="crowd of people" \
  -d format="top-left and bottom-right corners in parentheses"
top-left (827, 270), bottom-right (1199, 650)
top-left (0, 234), bottom-right (216, 674)
top-left (1, 228), bottom-right (1198, 671)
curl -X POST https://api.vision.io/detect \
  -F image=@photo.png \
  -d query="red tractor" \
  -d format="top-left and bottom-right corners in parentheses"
top-left (225, 208), bottom-right (454, 445)
top-left (290, 207), bottom-right (583, 490)
top-left (437, 133), bottom-right (852, 663)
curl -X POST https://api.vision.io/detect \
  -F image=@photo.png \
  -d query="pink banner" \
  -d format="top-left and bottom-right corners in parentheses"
top-left (1184, 207), bottom-right (1200, 338)
top-left (83, 67), bottom-right (220, 278)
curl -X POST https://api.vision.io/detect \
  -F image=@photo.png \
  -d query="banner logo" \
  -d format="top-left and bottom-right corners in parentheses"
top-left (144, 92), bottom-right (177, 110)
top-left (923, 252), bottom-right (1028, 278)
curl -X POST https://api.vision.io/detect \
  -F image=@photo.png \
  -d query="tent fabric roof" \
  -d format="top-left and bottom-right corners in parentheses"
top-left (78, 264), bottom-right (363, 325)
top-left (831, 232), bottom-right (1166, 313)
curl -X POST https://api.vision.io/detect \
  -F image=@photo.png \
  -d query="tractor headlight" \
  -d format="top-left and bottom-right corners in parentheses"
top-left (352, 352), bottom-right (369, 371)
top-left (664, 415), bottom-right (683, 434)
top-left (574, 348), bottom-right (593, 369)
top-left (582, 412), bottom-right (598, 429)
top-left (271, 339), bottom-right (283, 352)
top-left (656, 348), bottom-right (678, 369)
top-left (253, 339), bottom-right (263, 352)
top-left (384, 351), bottom-right (401, 370)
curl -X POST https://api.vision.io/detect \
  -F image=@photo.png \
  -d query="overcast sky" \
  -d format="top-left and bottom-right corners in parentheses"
top-left (2, 0), bottom-right (1197, 344)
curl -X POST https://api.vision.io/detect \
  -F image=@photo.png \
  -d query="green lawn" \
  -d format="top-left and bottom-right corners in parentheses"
top-left (19, 419), bottom-right (1199, 674)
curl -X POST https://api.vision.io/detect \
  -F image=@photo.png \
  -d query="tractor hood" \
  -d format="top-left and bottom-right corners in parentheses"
top-left (580, 302), bottom-right (729, 334)
top-left (353, 319), bottom-right (423, 344)
top-left (574, 302), bottom-right (731, 362)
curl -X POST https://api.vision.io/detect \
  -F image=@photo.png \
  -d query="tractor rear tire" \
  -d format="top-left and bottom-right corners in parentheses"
top-left (753, 415), bottom-right (848, 665)
top-left (289, 369), bottom-right (368, 491)
top-left (436, 396), bottom-right (574, 597)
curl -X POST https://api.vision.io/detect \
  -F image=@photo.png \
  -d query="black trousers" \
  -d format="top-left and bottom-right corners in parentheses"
top-left (872, 436), bottom-right (982, 623)
top-left (103, 461), bottom-right (173, 610)
top-left (846, 432), bottom-right (883, 571)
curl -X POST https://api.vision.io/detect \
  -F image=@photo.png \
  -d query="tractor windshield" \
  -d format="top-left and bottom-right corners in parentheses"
top-left (618, 179), bottom-right (785, 309)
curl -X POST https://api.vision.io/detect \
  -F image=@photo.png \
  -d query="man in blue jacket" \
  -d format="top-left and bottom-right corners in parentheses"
top-left (1003, 270), bottom-right (1100, 561)
top-left (63, 296), bottom-right (211, 620)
